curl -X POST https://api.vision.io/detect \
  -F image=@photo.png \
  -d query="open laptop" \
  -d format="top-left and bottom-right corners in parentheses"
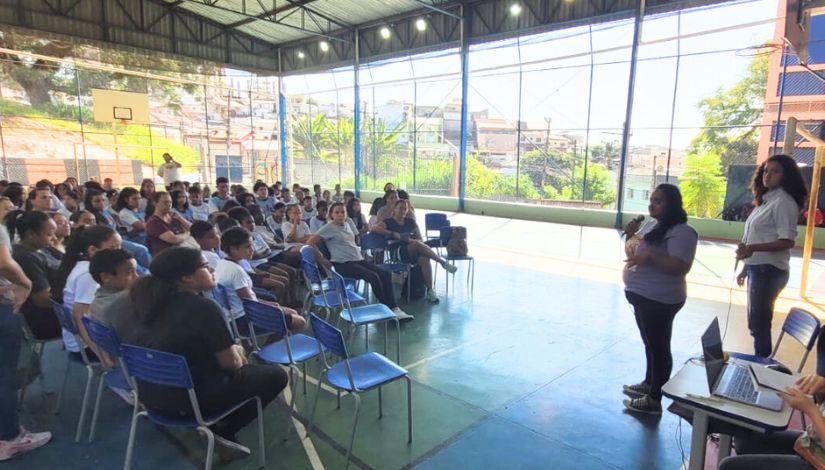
top-left (701, 318), bottom-right (782, 411)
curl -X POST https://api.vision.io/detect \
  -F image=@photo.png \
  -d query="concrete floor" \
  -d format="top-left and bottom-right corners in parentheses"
top-left (11, 210), bottom-right (825, 470)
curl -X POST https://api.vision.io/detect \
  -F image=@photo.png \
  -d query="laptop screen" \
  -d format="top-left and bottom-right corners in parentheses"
top-left (701, 318), bottom-right (726, 392)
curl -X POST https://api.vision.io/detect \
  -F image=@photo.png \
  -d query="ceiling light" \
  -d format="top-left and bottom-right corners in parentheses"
top-left (380, 27), bottom-right (391, 39)
top-left (415, 18), bottom-right (427, 32)
top-left (297, 51), bottom-right (305, 59)
top-left (510, 3), bottom-right (522, 16)
top-left (319, 41), bottom-right (329, 52)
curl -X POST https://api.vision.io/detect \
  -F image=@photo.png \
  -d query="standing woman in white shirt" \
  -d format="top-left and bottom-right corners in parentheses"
top-left (736, 154), bottom-right (807, 357)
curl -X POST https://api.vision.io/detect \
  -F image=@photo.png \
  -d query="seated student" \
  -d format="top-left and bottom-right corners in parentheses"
top-left (236, 193), bottom-right (256, 212)
top-left (253, 182), bottom-right (275, 214)
top-left (114, 247), bottom-right (289, 461)
top-left (248, 205), bottom-right (303, 271)
top-left (43, 213), bottom-right (69, 267)
top-left (53, 225), bottom-right (122, 366)
top-left (265, 202), bottom-right (286, 237)
top-left (309, 202), bottom-right (412, 321)
top-left (279, 188), bottom-right (293, 204)
top-left (372, 199), bottom-right (456, 304)
top-left (85, 189), bottom-right (120, 230)
top-left (138, 179), bottom-right (155, 214)
top-left (88, 248), bottom-right (138, 328)
top-left (367, 197), bottom-right (385, 228)
top-left (8, 210), bottom-right (60, 340)
top-left (332, 184), bottom-right (344, 203)
top-left (208, 177), bottom-right (234, 212)
top-left (114, 188), bottom-right (146, 244)
top-left (145, 192), bottom-right (191, 256)
top-left (343, 190), bottom-right (355, 206)
top-left (282, 204), bottom-right (332, 274)
top-left (322, 190), bottom-right (332, 204)
top-left (309, 200), bottom-right (328, 233)
top-left (70, 210), bottom-right (96, 228)
top-left (397, 189), bottom-right (418, 220)
top-left (188, 186), bottom-right (210, 222)
top-left (374, 189), bottom-right (416, 225)
top-left (312, 184), bottom-right (322, 204)
top-left (170, 189), bottom-right (193, 222)
top-left (215, 227), bottom-right (305, 331)
top-left (346, 197), bottom-right (369, 237)
top-left (191, 221), bottom-right (223, 269)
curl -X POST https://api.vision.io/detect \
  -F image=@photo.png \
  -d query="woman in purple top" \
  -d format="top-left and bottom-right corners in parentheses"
top-left (621, 184), bottom-right (698, 414)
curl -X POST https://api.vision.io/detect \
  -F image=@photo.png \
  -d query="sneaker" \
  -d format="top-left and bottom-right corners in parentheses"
top-left (425, 289), bottom-right (439, 303)
top-left (623, 395), bottom-right (662, 415)
top-left (392, 307), bottom-right (414, 321)
top-left (622, 382), bottom-right (651, 398)
top-left (213, 434), bottom-right (251, 461)
top-left (441, 261), bottom-right (458, 274)
top-left (0, 427), bottom-right (52, 461)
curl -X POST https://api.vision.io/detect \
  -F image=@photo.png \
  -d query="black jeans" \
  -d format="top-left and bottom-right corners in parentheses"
top-left (625, 291), bottom-right (684, 401)
top-left (333, 260), bottom-right (398, 309)
top-left (746, 264), bottom-right (790, 357)
top-left (0, 305), bottom-right (20, 440)
top-left (719, 430), bottom-right (813, 470)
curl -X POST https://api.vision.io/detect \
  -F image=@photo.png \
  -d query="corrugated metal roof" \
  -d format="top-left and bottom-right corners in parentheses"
top-left (307, 0), bottom-right (423, 26)
top-left (179, 2), bottom-right (251, 25)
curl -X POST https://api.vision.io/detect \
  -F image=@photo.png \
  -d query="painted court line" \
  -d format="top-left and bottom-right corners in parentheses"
top-left (282, 385), bottom-right (325, 470)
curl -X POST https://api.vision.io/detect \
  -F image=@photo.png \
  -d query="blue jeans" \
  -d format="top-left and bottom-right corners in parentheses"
top-left (0, 304), bottom-right (21, 440)
top-left (746, 264), bottom-right (789, 357)
top-left (122, 239), bottom-right (151, 270)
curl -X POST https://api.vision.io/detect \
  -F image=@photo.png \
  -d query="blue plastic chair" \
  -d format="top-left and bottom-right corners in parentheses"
top-left (210, 284), bottom-right (246, 340)
top-left (81, 316), bottom-right (133, 443)
top-left (439, 226), bottom-right (475, 295)
top-left (329, 270), bottom-right (401, 363)
top-left (120, 345), bottom-right (266, 470)
top-left (299, 245), bottom-right (364, 316)
top-left (50, 300), bottom-right (100, 443)
top-left (730, 307), bottom-right (821, 373)
top-left (306, 313), bottom-right (411, 470)
top-left (424, 213), bottom-right (450, 253)
top-left (242, 299), bottom-right (322, 406)
top-left (360, 232), bottom-right (411, 303)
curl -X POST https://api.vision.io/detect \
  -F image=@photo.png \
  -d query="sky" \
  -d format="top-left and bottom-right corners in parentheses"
top-left (281, 0), bottom-right (781, 152)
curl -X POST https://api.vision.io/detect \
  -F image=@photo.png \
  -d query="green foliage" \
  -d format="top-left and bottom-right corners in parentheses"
top-left (688, 52), bottom-right (768, 171)
top-left (681, 152), bottom-right (727, 217)
top-left (545, 162), bottom-right (616, 206)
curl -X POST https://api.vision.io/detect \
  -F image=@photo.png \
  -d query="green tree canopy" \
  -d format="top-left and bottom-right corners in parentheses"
top-left (681, 151), bottom-right (727, 217)
top-left (545, 161), bottom-right (616, 207)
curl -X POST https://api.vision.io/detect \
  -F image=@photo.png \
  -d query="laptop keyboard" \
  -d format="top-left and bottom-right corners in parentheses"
top-left (717, 364), bottom-right (758, 404)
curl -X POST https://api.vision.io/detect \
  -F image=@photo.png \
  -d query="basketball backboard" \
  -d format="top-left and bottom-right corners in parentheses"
top-left (91, 89), bottom-right (150, 124)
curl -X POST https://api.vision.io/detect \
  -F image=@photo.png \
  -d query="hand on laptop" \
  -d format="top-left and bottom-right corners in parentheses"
top-left (796, 373), bottom-right (825, 395)
top-left (780, 386), bottom-right (817, 414)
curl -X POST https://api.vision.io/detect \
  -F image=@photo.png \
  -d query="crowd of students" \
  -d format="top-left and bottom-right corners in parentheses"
top-left (0, 174), bottom-right (459, 462)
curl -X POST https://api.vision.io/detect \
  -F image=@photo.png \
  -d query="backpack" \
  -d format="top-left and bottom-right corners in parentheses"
top-left (446, 226), bottom-right (468, 257)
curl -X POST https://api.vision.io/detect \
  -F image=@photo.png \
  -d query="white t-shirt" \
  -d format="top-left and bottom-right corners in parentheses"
top-left (310, 217), bottom-right (327, 233)
top-left (190, 203), bottom-right (210, 222)
top-left (215, 259), bottom-right (254, 320)
top-left (281, 221), bottom-right (310, 249)
top-left (62, 260), bottom-right (99, 352)
top-left (249, 232), bottom-right (272, 267)
top-left (202, 250), bottom-right (222, 269)
top-left (742, 188), bottom-right (799, 271)
top-left (118, 208), bottom-right (144, 228)
top-left (158, 162), bottom-right (181, 185)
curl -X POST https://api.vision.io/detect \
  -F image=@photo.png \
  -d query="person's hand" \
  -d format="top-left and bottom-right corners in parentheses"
top-left (624, 218), bottom-right (643, 238)
top-left (233, 344), bottom-right (248, 366)
top-left (290, 314), bottom-right (307, 332)
top-left (796, 374), bottom-right (825, 395)
top-left (625, 250), bottom-right (652, 269)
top-left (735, 243), bottom-right (753, 261)
top-left (736, 268), bottom-right (747, 287)
top-left (781, 386), bottom-right (818, 414)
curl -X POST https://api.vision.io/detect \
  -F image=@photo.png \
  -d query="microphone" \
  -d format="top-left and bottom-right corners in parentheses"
top-left (622, 215), bottom-right (645, 237)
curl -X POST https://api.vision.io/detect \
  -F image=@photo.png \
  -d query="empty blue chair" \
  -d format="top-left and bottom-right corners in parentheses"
top-left (242, 299), bottom-right (322, 403)
top-left (730, 307), bottom-right (821, 373)
top-left (81, 316), bottom-right (132, 443)
top-left (299, 245), bottom-right (364, 316)
top-left (424, 212), bottom-right (450, 252)
top-left (306, 313), bottom-right (411, 470)
top-left (439, 226), bottom-right (475, 295)
top-left (329, 270), bottom-right (401, 363)
top-left (120, 345), bottom-right (266, 470)
top-left (360, 232), bottom-right (412, 302)
top-left (51, 300), bottom-right (100, 442)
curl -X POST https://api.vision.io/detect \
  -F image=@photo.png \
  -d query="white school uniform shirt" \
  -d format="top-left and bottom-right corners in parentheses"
top-left (741, 188), bottom-right (799, 271)
top-left (202, 249), bottom-right (222, 269)
top-left (190, 203), bottom-right (210, 221)
top-left (62, 261), bottom-right (99, 352)
top-left (215, 259), bottom-right (254, 320)
top-left (281, 221), bottom-right (310, 249)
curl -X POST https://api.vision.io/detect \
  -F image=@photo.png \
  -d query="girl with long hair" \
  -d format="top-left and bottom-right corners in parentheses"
top-left (345, 197), bottom-right (369, 237)
top-left (114, 187), bottom-right (146, 244)
top-left (138, 178), bottom-right (155, 213)
top-left (736, 154), bottom-right (807, 357)
top-left (116, 247), bottom-right (288, 461)
top-left (145, 192), bottom-right (191, 255)
top-left (170, 189), bottom-right (193, 222)
top-left (621, 183), bottom-right (698, 414)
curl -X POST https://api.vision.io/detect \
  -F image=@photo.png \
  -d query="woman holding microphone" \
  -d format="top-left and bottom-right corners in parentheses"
top-left (736, 154), bottom-right (807, 358)
top-left (622, 184), bottom-right (698, 414)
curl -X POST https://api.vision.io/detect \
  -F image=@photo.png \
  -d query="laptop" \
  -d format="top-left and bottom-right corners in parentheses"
top-left (701, 318), bottom-right (782, 411)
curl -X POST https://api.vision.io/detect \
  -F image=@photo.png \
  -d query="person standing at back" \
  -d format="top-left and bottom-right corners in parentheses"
top-left (157, 153), bottom-right (182, 187)
top-left (736, 154), bottom-right (807, 357)
top-left (622, 184), bottom-right (698, 415)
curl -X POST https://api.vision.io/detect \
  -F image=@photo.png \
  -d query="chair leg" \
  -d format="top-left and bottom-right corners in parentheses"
top-left (123, 408), bottom-right (144, 470)
top-left (75, 366), bottom-right (95, 442)
top-left (337, 389), bottom-right (341, 409)
top-left (302, 362), bottom-right (308, 395)
top-left (345, 393), bottom-right (361, 470)
top-left (405, 376), bottom-right (413, 443)
top-left (364, 324), bottom-right (369, 351)
top-left (394, 319), bottom-right (401, 364)
top-left (88, 371), bottom-right (108, 442)
top-left (306, 370), bottom-right (326, 439)
top-left (56, 355), bottom-right (71, 415)
top-left (256, 397), bottom-right (266, 468)
top-left (378, 386), bottom-right (382, 418)
top-left (199, 427), bottom-right (215, 470)
top-left (383, 322), bottom-right (388, 357)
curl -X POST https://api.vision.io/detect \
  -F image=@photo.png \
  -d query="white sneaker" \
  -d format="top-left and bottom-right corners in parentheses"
top-left (425, 289), bottom-right (439, 303)
top-left (441, 260), bottom-right (458, 274)
top-left (0, 427), bottom-right (52, 461)
top-left (392, 307), bottom-right (414, 321)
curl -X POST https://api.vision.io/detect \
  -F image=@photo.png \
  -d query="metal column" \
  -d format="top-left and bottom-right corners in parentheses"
top-left (354, 28), bottom-right (362, 197)
top-left (278, 50), bottom-right (288, 184)
top-left (458, 5), bottom-right (470, 211)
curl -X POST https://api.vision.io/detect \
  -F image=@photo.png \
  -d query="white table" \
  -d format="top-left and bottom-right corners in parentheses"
top-left (662, 359), bottom-right (794, 470)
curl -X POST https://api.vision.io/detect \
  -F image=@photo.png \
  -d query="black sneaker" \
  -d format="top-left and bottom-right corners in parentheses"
top-left (622, 381), bottom-right (651, 398)
top-left (623, 395), bottom-right (662, 415)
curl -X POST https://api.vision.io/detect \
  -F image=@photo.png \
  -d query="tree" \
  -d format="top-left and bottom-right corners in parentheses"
top-left (290, 113), bottom-right (334, 160)
top-left (681, 152), bottom-right (727, 217)
top-left (688, 52), bottom-right (768, 172)
top-left (546, 161), bottom-right (616, 207)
